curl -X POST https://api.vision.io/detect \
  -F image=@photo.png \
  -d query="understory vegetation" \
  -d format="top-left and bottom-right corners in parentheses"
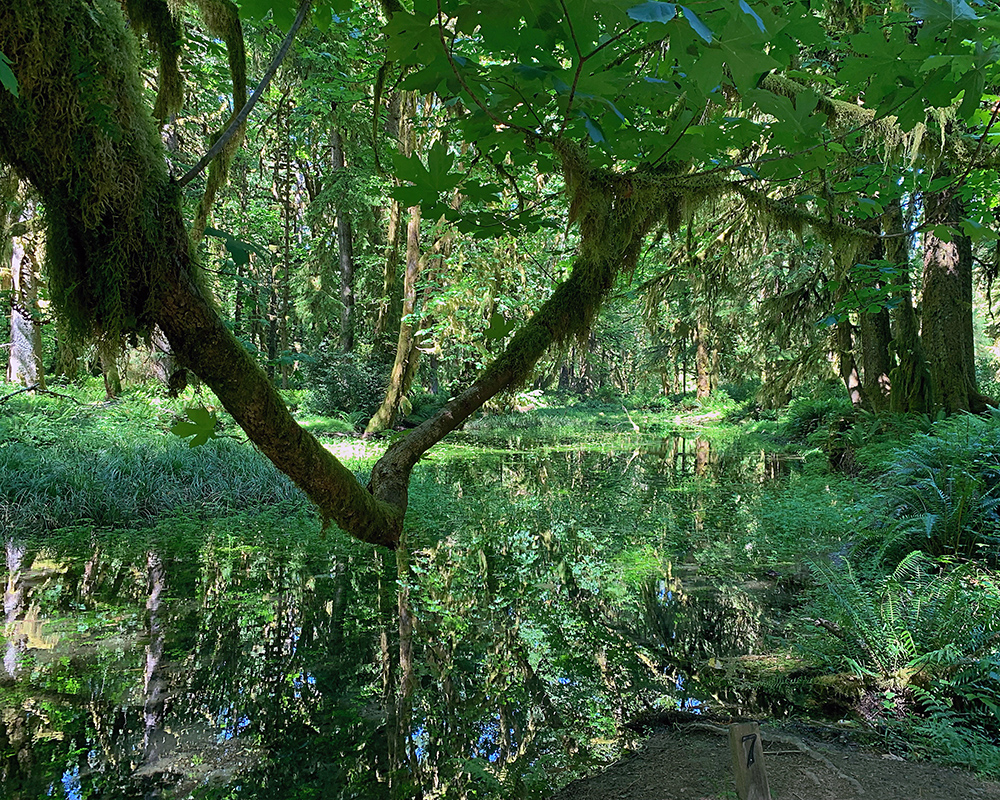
top-left (4, 375), bottom-right (1000, 796)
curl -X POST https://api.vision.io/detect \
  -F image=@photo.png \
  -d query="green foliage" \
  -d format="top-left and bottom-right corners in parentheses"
top-left (302, 345), bottom-right (391, 418)
top-left (873, 414), bottom-right (1000, 561)
top-left (808, 553), bottom-right (1000, 726)
top-left (0, 385), bottom-right (310, 531)
top-left (0, 49), bottom-right (18, 97)
top-left (169, 405), bottom-right (221, 447)
top-left (780, 394), bottom-right (854, 441)
top-left (908, 717), bottom-right (1000, 779)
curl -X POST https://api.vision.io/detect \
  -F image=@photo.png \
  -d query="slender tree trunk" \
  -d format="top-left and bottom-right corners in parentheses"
top-left (885, 200), bottom-right (932, 413)
top-left (330, 125), bottom-right (356, 353)
top-left (375, 91), bottom-right (414, 358)
top-left (694, 316), bottom-right (712, 399)
top-left (142, 550), bottom-right (168, 764)
top-left (392, 531), bottom-right (423, 796)
top-left (376, 195), bottom-right (403, 353)
top-left (7, 239), bottom-right (45, 389)
top-left (921, 191), bottom-right (988, 413)
top-left (2, 177), bottom-right (45, 388)
top-left (365, 205), bottom-right (423, 436)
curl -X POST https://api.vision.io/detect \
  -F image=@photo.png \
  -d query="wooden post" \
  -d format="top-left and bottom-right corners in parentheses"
top-left (729, 721), bottom-right (771, 800)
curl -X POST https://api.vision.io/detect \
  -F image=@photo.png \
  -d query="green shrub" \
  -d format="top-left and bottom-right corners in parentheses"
top-left (781, 395), bottom-right (854, 441)
top-left (303, 345), bottom-right (390, 418)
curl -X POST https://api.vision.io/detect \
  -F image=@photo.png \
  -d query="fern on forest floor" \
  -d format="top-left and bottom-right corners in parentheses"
top-left (807, 552), bottom-right (1000, 746)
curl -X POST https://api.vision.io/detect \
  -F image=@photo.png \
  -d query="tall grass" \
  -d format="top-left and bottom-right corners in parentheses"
top-left (0, 383), bottom-right (321, 531)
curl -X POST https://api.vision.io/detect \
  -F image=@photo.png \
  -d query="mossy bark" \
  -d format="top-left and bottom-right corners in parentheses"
top-left (694, 315), bottom-right (715, 399)
top-left (884, 200), bottom-right (932, 414)
top-left (835, 318), bottom-right (864, 408)
top-left (365, 205), bottom-right (423, 437)
top-left (921, 191), bottom-right (989, 414)
top-left (859, 307), bottom-right (893, 412)
top-left (331, 126), bottom-right (356, 354)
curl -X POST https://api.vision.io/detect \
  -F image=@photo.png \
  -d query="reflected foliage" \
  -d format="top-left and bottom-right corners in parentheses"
top-left (1, 421), bottom-right (848, 798)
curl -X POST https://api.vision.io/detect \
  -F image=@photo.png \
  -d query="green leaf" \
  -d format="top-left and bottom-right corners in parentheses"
top-left (204, 227), bottom-right (264, 267)
top-left (627, 1), bottom-right (677, 24)
top-left (425, 141), bottom-right (456, 190)
top-left (930, 224), bottom-right (953, 242)
top-left (579, 112), bottom-right (606, 143)
top-left (0, 51), bottom-right (18, 98)
top-left (910, 0), bottom-right (978, 25)
top-left (739, 0), bottom-right (766, 33)
top-left (720, 14), bottom-right (781, 93)
top-left (680, 6), bottom-right (712, 42)
top-left (170, 407), bottom-right (219, 448)
top-left (484, 312), bottom-right (518, 340)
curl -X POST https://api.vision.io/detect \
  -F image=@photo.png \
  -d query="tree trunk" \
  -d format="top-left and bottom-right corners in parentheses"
top-left (365, 205), bottom-right (423, 436)
top-left (835, 318), bottom-right (864, 407)
top-left (7, 238), bottom-right (45, 389)
top-left (149, 326), bottom-right (173, 387)
top-left (376, 194), bottom-right (404, 355)
top-left (859, 306), bottom-right (893, 412)
top-left (330, 125), bottom-right (356, 353)
top-left (98, 339), bottom-right (122, 399)
top-left (921, 191), bottom-right (988, 413)
top-left (885, 201), bottom-right (932, 414)
top-left (50, 317), bottom-right (81, 381)
top-left (694, 315), bottom-right (712, 399)
top-left (2, 175), bottom-right (45, 389)
top-left (851, 225), bottom-right (895, 412)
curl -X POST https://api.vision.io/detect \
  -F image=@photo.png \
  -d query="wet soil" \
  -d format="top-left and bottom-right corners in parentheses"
top-left (551, 717), bottom-right (1000, 800)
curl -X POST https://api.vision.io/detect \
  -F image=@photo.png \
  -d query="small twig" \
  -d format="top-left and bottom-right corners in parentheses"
top-left (0, 384), bottom-right (86, 405)
top-left (177, 0), bottom-right (311, 188)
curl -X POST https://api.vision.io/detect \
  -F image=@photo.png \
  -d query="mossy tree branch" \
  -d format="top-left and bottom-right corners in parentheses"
top-left (0, 0), bottom-right (403, 547)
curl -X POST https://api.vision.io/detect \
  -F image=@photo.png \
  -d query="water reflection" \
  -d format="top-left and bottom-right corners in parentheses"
top-left (0, 432), bottom-right (799, 798)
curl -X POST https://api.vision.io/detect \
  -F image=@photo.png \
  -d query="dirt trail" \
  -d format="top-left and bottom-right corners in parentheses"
top-left (551, 720), bottom-right (1000, 800)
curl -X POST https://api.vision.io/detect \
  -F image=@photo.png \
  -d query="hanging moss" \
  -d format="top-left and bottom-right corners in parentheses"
top-left (189, 0), bottom-right (247, 240)
top-left (0, 0), bottom-right (187, 345)
top-left (123, 0), bottom-right (184, 122)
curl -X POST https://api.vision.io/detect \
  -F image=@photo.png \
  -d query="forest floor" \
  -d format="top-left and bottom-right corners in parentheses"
top-left (551, 717), bottom-right (1000, 800)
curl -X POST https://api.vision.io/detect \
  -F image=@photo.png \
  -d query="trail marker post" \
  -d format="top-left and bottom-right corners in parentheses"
top-left (729, 721), bottom-right (771, 800)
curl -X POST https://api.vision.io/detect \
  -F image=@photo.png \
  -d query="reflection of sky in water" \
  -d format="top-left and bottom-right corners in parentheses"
top-left (61, 764), bottom-right (82, 800)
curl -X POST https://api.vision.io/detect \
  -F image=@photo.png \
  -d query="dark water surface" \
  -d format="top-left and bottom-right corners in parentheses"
top-left (2, 432), bottom-right (799, 799)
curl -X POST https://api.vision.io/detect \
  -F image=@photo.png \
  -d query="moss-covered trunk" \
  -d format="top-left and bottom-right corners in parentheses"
top-left (921, 191), bottom-right (989, 414)
top-left (0, 0), bottom-right (403, 548)
top-left (885, 200), bottom-right (932, 414)
top-left (365, 204), bottom-right (423, 437)
top-left (835, 318), bottom-right (864, 408)
top-left (331, 125), bottom-right (356, 354)
top-left (0, 0), bottom-right (662, 551)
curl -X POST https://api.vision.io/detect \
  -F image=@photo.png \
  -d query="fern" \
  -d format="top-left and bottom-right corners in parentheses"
top-left (873, 415), bottom-right (1000, 562)
top-left (809, 552), bottom-right (1000, 729)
